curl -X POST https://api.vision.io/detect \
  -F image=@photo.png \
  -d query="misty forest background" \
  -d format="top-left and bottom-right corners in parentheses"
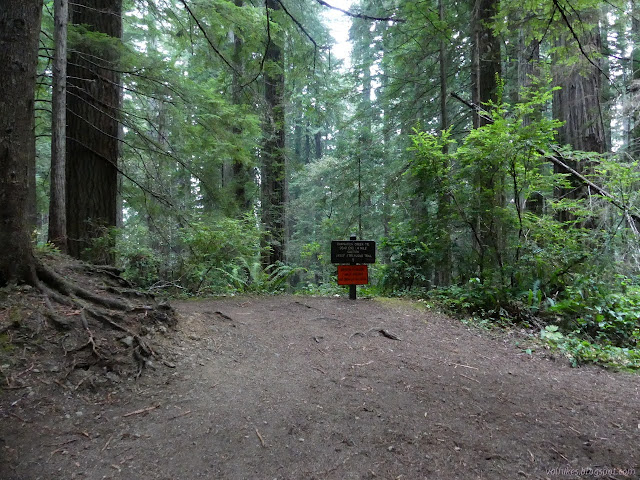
top-left (27, 0), bottom-right (640, 368)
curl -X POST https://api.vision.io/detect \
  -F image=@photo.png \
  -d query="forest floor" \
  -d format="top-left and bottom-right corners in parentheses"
top-left (1, 283), bottom-right (640, 479)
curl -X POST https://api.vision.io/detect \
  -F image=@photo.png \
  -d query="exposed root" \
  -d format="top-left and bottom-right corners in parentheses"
top-left (36, 262), bottom-right (131, 311)
top-left (74, 310), bottom-right (102, 359)
top-left (41, 294), bottom-right (73, 330)
top-left (6, 254), bottom-right (179, 382)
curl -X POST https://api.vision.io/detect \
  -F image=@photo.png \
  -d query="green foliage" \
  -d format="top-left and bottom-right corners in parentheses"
top-left (35, 242), bottom-right (61, 256)
top-left (389, 83), bottom-right (640, 369)
top-left (547, 276), bottom-right (640, 347)
top-left (540, 326), bottom-right (640, 370)
top-left (379, 222), bottom-right (431, 292)
top-left (218, 260), bottom-right (304, 294)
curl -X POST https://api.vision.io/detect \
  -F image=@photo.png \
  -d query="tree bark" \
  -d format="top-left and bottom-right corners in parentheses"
top-left (0, 0), bottom-right (42, 285)
top-left (470, 0), bottom-right (503, 280)
top-left (630, 5), bottom-right (640, 156)
top-left (552, 9), bottom-right (605, 223)
top-left (471, 0), bottom-right (501, 128)
top-left (261, 0), bottom-right (287, 267)
top-left (437, 0), bottom-right (451, 286)
top-left (48, 0), bottom-right (69, 252)
top-left (66, 0), bottom-right (122, 264)
top-left (231, 0), bottom-right (252, 214)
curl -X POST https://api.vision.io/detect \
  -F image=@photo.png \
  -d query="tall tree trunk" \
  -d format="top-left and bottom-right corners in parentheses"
top-left (66, 0), bottom-right (122, 264)
top-left (518, 31), bottom-right (544, 215)
top-left (470, 0), bottom-right (503, 280)
top-left (630, 5), bottom-right (640, 156)
top-left (48, 0), bottom-right (69, 252)
top-left (437, 0), bottom-right (451, 286)
top-left (261, 0), bottom-right (286, 266)
top-left (352, 14), bottom-right (374, 239)
top-left (0, 0), bottom-right (42, 285)
top-left (471, 0), bottom-right (501, 128)
top-left (229, 0), bottom-right (251, 214)
top-left (552, 9), bottom-right (605, 222)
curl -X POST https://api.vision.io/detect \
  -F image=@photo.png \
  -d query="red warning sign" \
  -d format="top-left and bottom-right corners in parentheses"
top-left (337, 265), bottom-right (369, 285)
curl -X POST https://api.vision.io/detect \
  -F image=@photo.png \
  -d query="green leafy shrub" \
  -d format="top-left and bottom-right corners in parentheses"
top-left (216, 259), bottom-right (303, 294)
top-left (379, 222), bottom-right (432, 292)
top-left (548, 276), bottom-right (640, 348)
top-left (178, 215), bottom-right (261, 293)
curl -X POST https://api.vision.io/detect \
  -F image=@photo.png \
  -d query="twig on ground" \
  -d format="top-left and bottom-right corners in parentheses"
top-left (550, 446), bottom-right (569, 462)
top-left (101, 434), bottom-right (114, 451)
top-left (379, 329), bottom-right (401, 341)
top-left (459, 373), bottom-right (480, 384)
top-left (351, 361), bottom-right (374, 368)
top-left (8, 412), bottom-right (30, 423)
top-left (255, 427), bottom-right (266, 447)
top-left (122, 404), bottom-right (160, 417)
top-left (451, 363), bottom-right (478, 370)
top-left (169, 410), bottom-right (192, 420)
top-left (350, 327), bottom-right (401, 340)
top-left (78, 310), bottom-right (101, 359)
top-left (45, 438), bottom-right (78, 447)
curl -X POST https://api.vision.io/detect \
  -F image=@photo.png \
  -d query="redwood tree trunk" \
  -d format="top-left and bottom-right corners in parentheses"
top-left (437, 0), bottom-right (451, 286)
top-left (0, 0), bottom-right (42, 285)
top-left (471, 0), bottom-right (501, 128)
top-left (552, 10), bottom-right (605, 222)
top-left (261, 0), bottom-right (286, 267)
top-left (631, 6), bottom-right (640, 156)
top-left (66, 0), bottom-right (122, 264)
top-left (470, 0), bottom-right (503, 280)
top-left (230, 0), bottom-right (251, 214)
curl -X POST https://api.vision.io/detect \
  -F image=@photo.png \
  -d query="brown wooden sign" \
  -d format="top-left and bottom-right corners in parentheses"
top-left (337, 264), bottom-right (369, 285)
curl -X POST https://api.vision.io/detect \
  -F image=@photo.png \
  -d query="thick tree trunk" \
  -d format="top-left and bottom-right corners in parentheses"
top-left (66, 0), bottom-right (122, 264)
top-left (0, 0), bottom-right (42, 286)
top-left (552, 10), bottom-right (605, 222)
top-left (48, 0), bottom-right (69, 252)
top-left (261, 0), bottom-right (287, 267)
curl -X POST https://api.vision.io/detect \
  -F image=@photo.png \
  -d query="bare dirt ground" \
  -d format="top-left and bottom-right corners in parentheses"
top-left (1, 294), bottom-right (639, 480)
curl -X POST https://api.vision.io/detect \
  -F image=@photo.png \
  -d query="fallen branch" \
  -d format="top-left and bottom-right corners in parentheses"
top-left (123, 404), bottom-right (160, 417)
top-left (349, 327), bottom-right (402, 341)
top-left (255, 427), bottom-right (266, 448)
top-left (459, 373), bottom-right (480, 384)
top-left (451, 362), bottom-right (478, 370)
top-left (169, 410), bottom-right (192, 420)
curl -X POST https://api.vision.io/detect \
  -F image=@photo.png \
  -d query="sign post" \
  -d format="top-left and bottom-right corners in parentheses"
top-left (330, 235), bottom-right (375, 300)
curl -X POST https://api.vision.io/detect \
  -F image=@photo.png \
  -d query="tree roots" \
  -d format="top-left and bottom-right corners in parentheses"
top-left (28, 255), bottom-right (176, 380)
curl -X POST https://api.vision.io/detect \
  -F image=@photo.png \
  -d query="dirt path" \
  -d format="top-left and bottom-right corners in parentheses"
top-left (1, 296), bottom-right (639, 479)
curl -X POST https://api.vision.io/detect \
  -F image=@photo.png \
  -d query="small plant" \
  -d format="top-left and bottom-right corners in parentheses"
top-left (35, 242), bottom-right (61, 255)
top-left (218, 260), bottom-right (304, 294)
top-left (540, 325), bottom-right (564, 343)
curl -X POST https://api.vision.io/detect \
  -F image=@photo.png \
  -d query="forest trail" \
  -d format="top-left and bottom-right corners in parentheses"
top-left (2, 295), bottom-right (639, 480)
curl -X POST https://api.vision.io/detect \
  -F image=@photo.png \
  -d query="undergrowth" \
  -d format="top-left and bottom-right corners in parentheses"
top-left (420, 275), bottom-right (640, 371)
